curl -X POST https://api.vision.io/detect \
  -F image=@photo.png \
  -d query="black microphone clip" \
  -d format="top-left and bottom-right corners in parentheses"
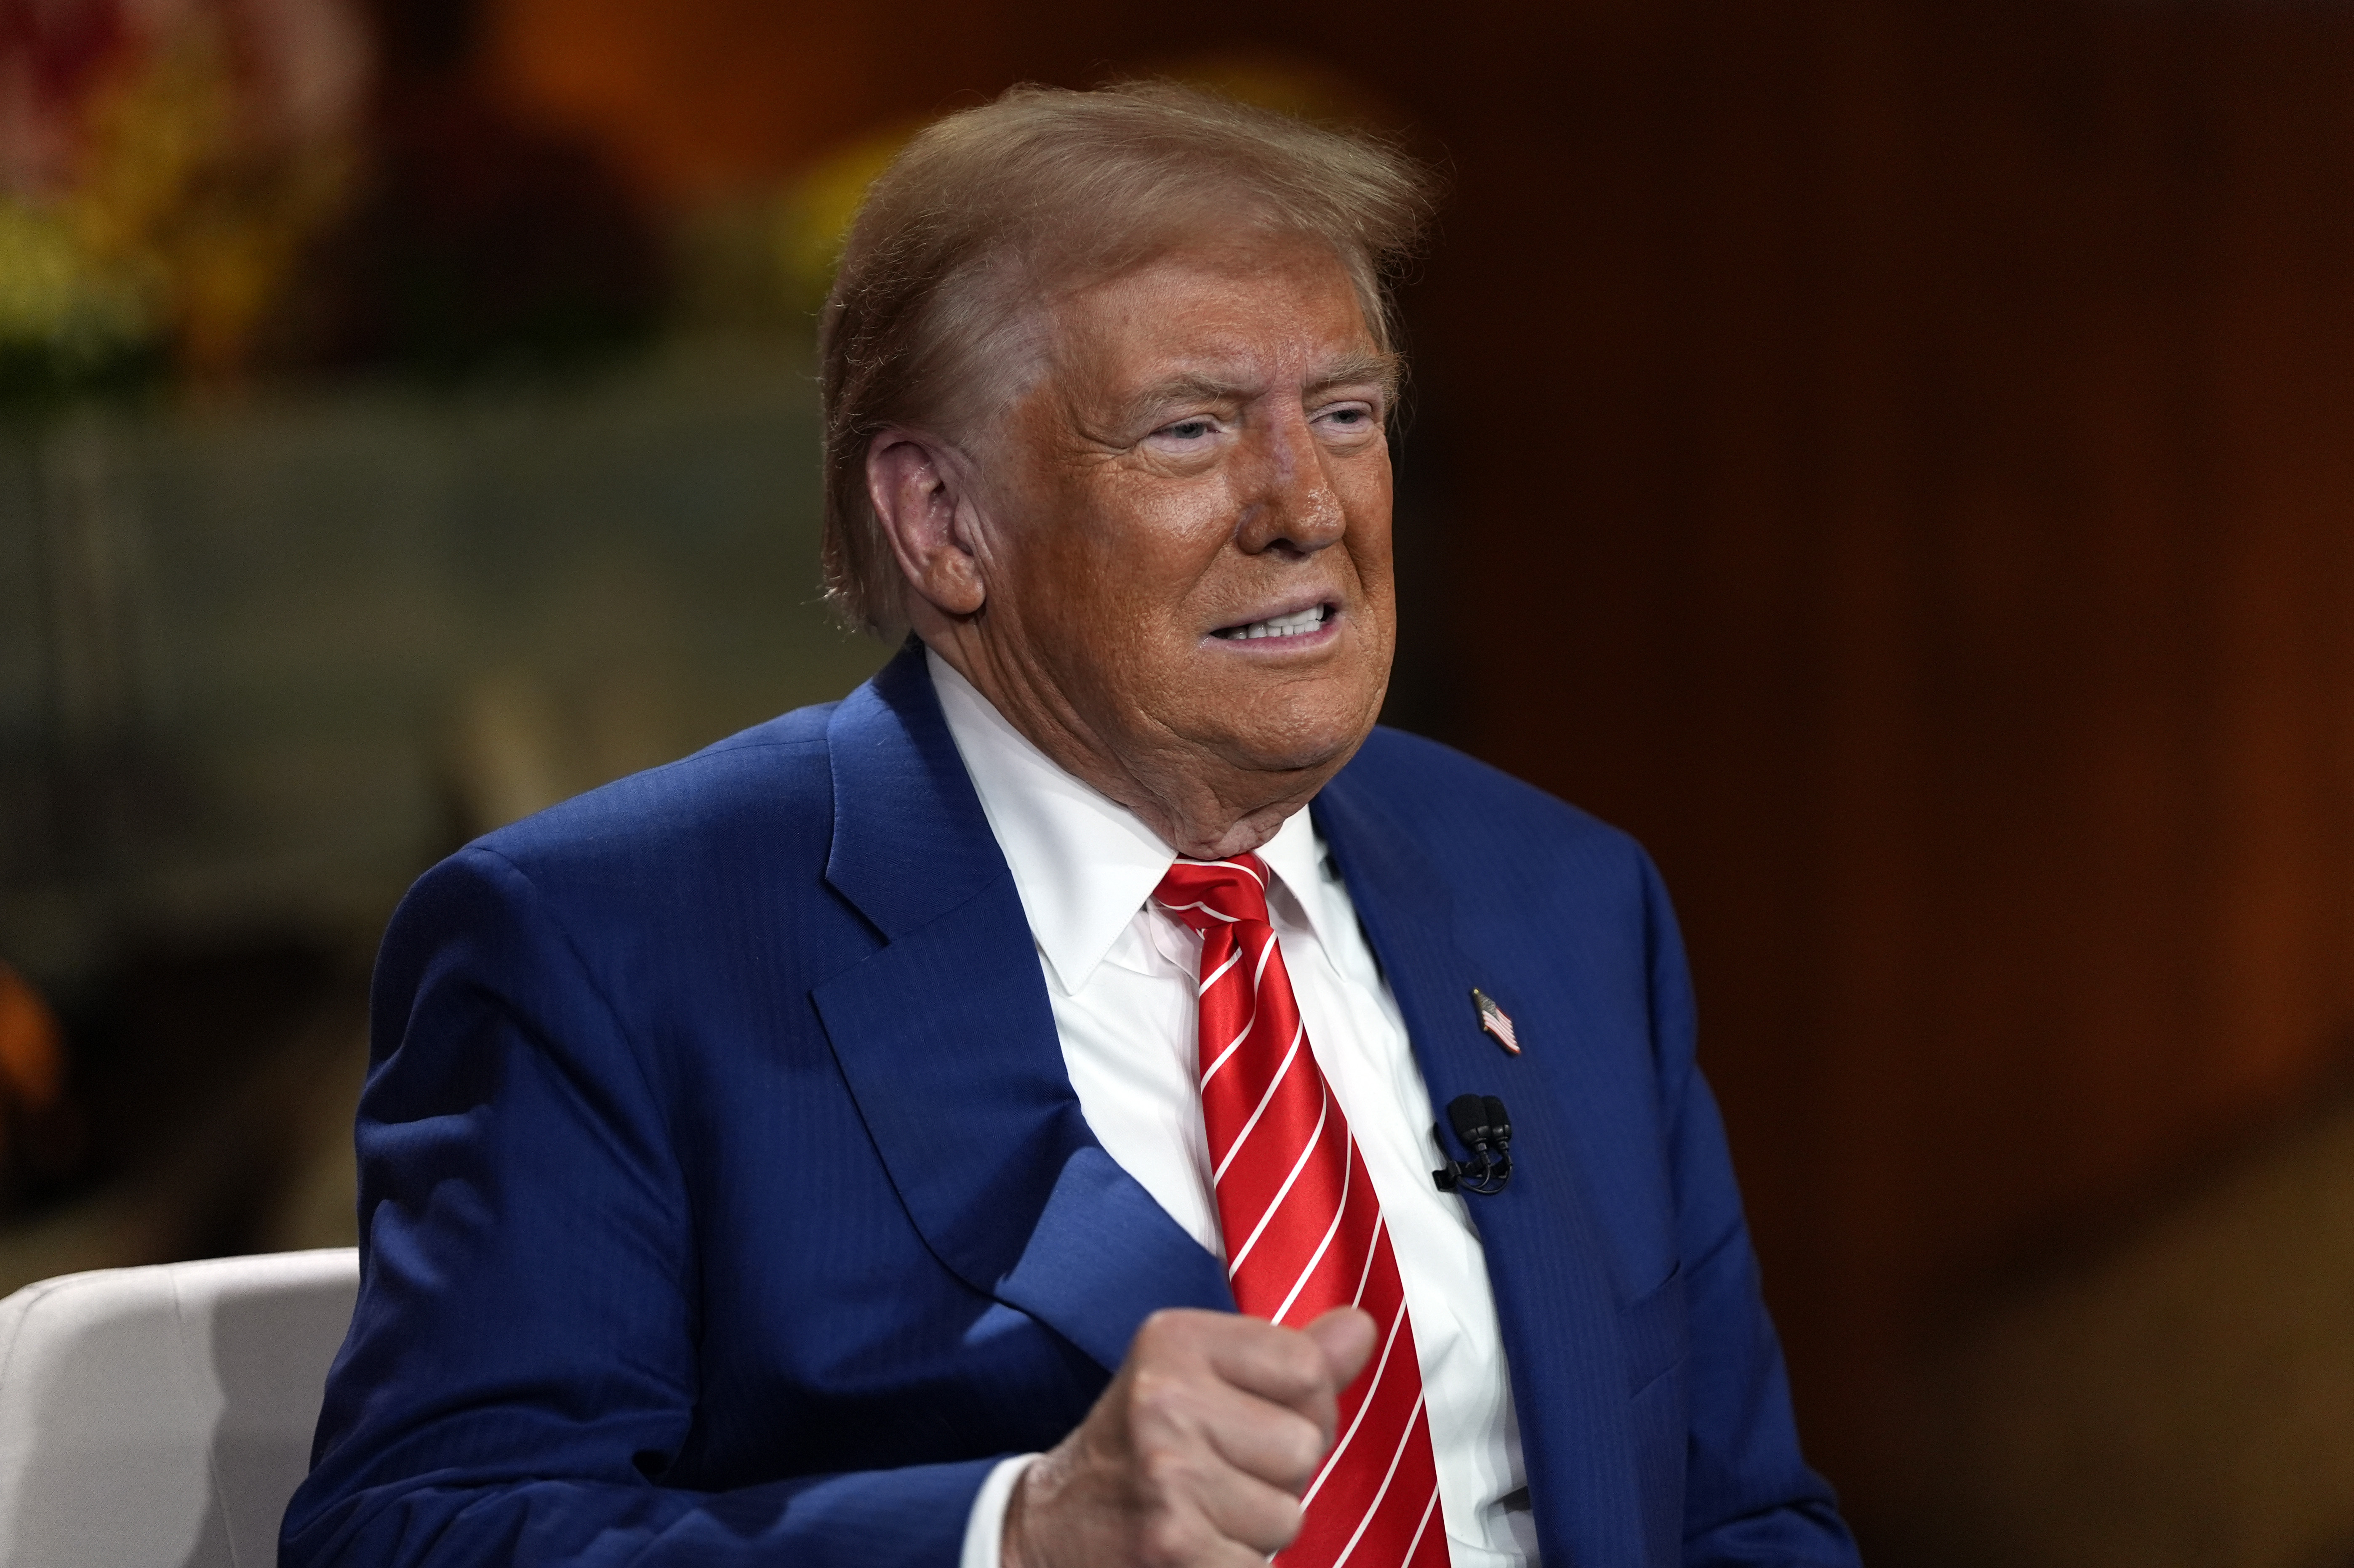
top-left (1432, 1093), bottom-right (1514, 1195)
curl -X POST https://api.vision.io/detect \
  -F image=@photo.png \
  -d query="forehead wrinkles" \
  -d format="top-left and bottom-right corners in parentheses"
top-left (1048, 269), bottom-right (1383, 431)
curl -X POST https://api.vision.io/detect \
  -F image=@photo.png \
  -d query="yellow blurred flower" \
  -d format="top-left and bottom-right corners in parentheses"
top-left (0, 195), bottom-right (158, 386)
top-left (69, 20), bottom-right (353, 381)
top-left (1, 1), bottom-right (363, 393)
top-left (773, 120), bottom-right (924, 315)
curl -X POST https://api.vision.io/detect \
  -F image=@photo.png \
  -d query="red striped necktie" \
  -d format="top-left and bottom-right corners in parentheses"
top-left (1153, 855), bottom-right (1448, 1568)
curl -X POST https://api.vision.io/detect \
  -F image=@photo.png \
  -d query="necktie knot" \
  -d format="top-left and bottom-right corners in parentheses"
top-left (1152, 855), bottom-right (1274, 934)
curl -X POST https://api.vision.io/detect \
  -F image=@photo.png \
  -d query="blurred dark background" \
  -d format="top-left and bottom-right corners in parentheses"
top-left (8, 2), bottom-right (2354, 1562)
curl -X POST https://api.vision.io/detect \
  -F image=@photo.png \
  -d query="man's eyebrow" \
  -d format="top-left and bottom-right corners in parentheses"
top-left (1113, 353), bottom-right (1403, 429)
top-left (1304, 351), bottom-right (1404, 401)
top-left (1116, 373), bottom-right (1252, 426)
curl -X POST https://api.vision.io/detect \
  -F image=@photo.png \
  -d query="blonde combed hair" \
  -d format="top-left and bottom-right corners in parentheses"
top-left (817, 80), bottom-right (1440, 636)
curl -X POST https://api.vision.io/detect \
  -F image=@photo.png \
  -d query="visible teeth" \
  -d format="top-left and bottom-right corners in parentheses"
top-left (1221, 605), bottom-right (1329, 641)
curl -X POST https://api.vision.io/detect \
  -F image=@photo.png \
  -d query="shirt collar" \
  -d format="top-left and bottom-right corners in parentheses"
top-left (1254, 796), bottom-right (1335, 940)
top-left (927, 650), bottom-right (1331, 991)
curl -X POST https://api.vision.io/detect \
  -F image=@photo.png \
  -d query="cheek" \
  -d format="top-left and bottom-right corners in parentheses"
top-left (1015, 514), bottom-right (1180, 690)
top-left (1051, 485), bottom-right (1231, 624)
top-left (1341, 476), bottom-right (1397, 588)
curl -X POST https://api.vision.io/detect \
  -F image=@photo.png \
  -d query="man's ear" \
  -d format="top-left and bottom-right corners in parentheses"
top-left (866, 430), bottom-right (988, 618)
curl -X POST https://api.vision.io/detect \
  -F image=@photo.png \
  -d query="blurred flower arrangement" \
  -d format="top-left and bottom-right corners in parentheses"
top-left (0, 16), bottom-right (1387, 407)
top-left (0, 0), bottom-right (675, 405)
top-left (0, 0), bottom-right (368, 404)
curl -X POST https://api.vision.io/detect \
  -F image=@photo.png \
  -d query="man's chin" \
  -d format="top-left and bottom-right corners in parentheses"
top-left (1205, 704), bottom-right (1384, 780)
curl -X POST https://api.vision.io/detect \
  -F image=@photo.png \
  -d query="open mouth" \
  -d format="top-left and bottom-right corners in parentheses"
top-left (1212, 604), bottom-right (1332, 642)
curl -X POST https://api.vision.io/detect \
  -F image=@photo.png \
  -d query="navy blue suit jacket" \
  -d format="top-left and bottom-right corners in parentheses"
top-left (284, 644), bottom-right (1858, 1568)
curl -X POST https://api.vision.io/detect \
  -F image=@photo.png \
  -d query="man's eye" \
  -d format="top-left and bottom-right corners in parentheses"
top-left (1162, 419), bottom-right (1214, 440)
top-left (1320, 405), bottom-right (1376, 429)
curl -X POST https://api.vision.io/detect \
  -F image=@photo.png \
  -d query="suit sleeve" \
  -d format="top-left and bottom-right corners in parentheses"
top-left (1637, 855), bottom-right (1862, 1568)
top-left (280, 846), bottom-right (995, 1568)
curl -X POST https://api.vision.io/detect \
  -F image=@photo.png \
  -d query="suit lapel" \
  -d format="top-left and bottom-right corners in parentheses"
top-left (1315, 766), bottom-right (1649, 1568)
top-left (813, 646), bottom-right (1232, 1374)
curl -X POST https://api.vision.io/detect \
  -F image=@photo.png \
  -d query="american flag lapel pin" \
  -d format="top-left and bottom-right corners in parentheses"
top-left (1470, 988), bottom-right (1521, 1055)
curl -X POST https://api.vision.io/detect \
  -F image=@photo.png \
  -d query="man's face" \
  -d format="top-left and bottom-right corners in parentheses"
top-left (966, 232), bottom-right (1397, 818)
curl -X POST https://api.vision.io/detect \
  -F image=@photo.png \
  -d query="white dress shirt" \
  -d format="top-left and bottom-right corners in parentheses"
top-left (930, 652), bottom-right (1535, 1568)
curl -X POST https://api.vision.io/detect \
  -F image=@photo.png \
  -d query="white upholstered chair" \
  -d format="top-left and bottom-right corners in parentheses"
top-left (0, 1249), bottom-right (358, 1568)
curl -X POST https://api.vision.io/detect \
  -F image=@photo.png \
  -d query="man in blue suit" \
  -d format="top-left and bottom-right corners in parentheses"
top-left (286, 83), bottom-right (1858, 1568)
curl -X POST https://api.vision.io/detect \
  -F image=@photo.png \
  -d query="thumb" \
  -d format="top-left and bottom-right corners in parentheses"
top-left (1302, 1306), bottom-right (1378, 1390)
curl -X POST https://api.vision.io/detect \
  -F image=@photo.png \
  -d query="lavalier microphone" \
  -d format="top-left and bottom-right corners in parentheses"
top-left (1432, 1094), bottom-right (1513, 1195)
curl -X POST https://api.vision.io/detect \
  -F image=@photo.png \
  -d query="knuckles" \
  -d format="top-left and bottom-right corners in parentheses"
top-left (1137, 1443), bottom-right (1211, 1508)
top-left (1123, 1365), bottom-right (1203, 1443)
top-left (1133, 1307), bottom-right (1214, 1357)
top-left (1269, 1412), bottom-right (1328, 1490)
top-left (1126, 1311), bottom-right (1195, 1376)
top-left (1262, 1496), bottom-right (1308, 1550)
top-left (1130, 1307), bottom-right (1336, 1403)
top-left (1137, 1510), bottom-right (1212, 1568)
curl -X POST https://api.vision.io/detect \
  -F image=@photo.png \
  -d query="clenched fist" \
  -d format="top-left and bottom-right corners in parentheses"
top-left (1003, 1306), bottom-right (1377, 1568)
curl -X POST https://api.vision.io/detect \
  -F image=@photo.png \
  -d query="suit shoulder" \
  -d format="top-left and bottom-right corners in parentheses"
top-left (1333, 727), bottom-right (1667, 933)
top-left (1344, 726), bottom-right (1643, 864)
top-left (460, 700), bottom-right (841, 889)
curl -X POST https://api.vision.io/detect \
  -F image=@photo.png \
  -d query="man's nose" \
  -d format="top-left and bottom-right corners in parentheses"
top-left (1234, 413), bottom-right (1347, 556)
